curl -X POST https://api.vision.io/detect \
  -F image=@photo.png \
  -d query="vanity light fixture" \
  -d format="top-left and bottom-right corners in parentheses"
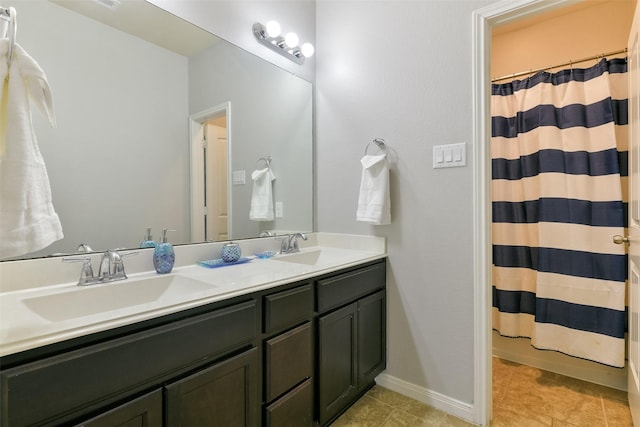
top-left (253, 21), bottom-right (314, 65)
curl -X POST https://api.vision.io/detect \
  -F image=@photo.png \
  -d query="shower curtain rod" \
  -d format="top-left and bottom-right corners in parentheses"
top-left (491, 48), bottom-right (627, 83)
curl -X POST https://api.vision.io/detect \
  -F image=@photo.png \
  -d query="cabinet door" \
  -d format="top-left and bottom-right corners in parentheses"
top-left (318, 303), bottom-right (358, 425)
top-left (165, 347), bottom-right (258, 427)
top-left (357, 290), bottom-right (386, 391)
top-left (75, 390), bottom-right (162, 427)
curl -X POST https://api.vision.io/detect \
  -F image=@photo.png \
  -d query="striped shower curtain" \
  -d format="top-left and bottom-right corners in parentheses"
top-left (491, 58), bottom-right (629, 368)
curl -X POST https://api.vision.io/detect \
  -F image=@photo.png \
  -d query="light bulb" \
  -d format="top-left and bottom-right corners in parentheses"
top-left (301, 43), bottom-right (314, 58)
top-left (284, 32), bottom-right (299, 48)
top-left (265, 20), bottom-right (281, 38)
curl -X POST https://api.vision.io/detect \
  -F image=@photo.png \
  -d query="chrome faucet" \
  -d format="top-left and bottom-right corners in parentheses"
top-left (64, 249), bottom-right (136, 286)
top-left (280, 233), bottom-right (307, 254)
top-left (98, 250), bottom-right (128, 282)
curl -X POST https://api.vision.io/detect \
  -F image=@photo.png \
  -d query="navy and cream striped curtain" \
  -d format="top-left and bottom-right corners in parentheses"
top-left (491, 58), bottom-right (628, 368)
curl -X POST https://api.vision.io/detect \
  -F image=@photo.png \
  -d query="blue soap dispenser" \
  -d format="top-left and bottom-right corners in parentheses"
top-left (153, 228), bottom-right (175, 274)
top-left (140, 227), bottom-right (156, 248)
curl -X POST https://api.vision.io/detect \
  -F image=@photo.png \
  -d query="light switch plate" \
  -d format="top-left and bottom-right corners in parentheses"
top-left (232, 170), bottom-right (246, 185)
top-left (433, 143), bottom-right (466, 168)
top-left (275, 202), bottom-right (284, 218)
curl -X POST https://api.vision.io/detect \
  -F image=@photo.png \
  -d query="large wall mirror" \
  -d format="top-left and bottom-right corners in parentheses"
top-left (2, 0), bottom-right (313, 260)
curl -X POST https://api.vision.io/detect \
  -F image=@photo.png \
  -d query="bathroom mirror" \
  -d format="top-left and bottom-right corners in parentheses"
top-left (2, 0), bottom-right (313, 260)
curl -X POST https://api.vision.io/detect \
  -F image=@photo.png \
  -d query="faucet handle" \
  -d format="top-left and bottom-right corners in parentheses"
top-left (289, 233), bottom-right (307, 252)
top-left (63, 256), bottom-right (96, 286)
top-left (113, 251), bottom-right (138, 279)
top-left (278, 234), bottom-right (291, 253)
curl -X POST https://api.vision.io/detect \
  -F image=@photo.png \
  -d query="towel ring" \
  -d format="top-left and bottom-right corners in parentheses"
top-left (3, 7), bottom-right (16, 67)
top-left (256, 156), bottom-right (272, 168)
top-left (364, 138), bottom-right (387, 155)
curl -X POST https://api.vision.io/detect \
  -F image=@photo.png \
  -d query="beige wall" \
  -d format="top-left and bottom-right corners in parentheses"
top-left (492, 0), bottom-right (636, 80)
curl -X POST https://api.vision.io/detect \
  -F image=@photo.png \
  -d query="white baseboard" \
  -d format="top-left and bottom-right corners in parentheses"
top-left (375, 372), bottom-right (476, 424)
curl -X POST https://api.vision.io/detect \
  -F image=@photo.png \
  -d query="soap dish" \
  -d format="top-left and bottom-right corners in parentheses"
top-left (254, 251), bottom-right (276, 259)
top-left (197, 257), bottom-right (252, 268)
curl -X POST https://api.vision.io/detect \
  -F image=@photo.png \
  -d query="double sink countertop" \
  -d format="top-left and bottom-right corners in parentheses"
top-left (0, 233), bottom-right (386, 358)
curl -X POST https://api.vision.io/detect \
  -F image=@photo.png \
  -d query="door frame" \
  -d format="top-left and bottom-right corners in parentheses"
top-left (189, 102), bottom-right (232, 242)
top-left (471, 1), bottom-right (581, 425)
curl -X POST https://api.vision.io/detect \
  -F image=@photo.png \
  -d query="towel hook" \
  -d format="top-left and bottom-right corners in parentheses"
top-left (364, 138), bottom-right (387, 155)
top-left (256, 156), bottom-right (272, 168)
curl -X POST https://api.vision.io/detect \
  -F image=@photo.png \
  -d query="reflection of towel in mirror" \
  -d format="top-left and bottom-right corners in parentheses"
top-left (250, 168), bottom-right (276, 221)
top-left (0, 40), bottom-right (63, 258)
top-left (356, 154), bottom-right (390, 225)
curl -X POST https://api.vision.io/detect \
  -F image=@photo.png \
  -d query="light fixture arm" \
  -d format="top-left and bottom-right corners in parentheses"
top-left (253, 22), bottom-right (305, 65)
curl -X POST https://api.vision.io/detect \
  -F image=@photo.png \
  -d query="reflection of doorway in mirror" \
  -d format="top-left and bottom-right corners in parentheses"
top-left (205, 119), bottom-right (228, 241)
top-left (189, 102), bottom-right (231, 244)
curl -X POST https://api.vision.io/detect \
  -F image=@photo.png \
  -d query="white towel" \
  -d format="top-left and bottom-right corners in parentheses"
top-left (0, 40), bottom-right (63, 258)
top-left (249, 167), bottom-right (275, 221)
top-left (356, 154), bottom-right (390, 225)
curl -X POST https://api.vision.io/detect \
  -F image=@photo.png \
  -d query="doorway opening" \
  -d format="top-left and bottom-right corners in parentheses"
top-left (472, 1), bottom-right (637, 425)
top-left (189, 103), bottom-right (231, 243)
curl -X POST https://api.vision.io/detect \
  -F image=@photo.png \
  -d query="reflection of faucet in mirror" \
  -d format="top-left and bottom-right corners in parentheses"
top-left (280, 233), bottom-right (307, 254)
top-left (75, 243), bottom-right (93, 253)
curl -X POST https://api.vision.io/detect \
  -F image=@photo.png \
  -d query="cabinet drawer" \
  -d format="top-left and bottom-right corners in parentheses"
top-left (317, 261), bottom-right (385, 313)
top-left (1, 300), bottom-right (257, 427)
top-left (265, 379), bottom-right (313, 427)
top-left (265, 322), bottom-right (313, 402)
top-left (264, 283), bottom-right (313, 334)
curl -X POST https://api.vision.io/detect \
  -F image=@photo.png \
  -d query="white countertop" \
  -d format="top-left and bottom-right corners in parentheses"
top-left (0, 233), bottom-right (386, 358)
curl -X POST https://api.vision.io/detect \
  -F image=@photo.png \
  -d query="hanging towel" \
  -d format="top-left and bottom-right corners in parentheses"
top-left (0, 40), bottom-right (63, 258)
top-left (249, 167), bottom-right (275, 221)
top-left (357, 154), bottom-right (390, 225)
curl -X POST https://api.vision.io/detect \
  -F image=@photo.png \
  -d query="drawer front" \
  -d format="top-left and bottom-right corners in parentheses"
top-left (317, 261), bottom-right (386, 313)
top-left (265, 322), bottom-right (313, 402)
top-left (264, 283), bottom-right (313, 334)
top-left (265, 379), bottom-right (313, 427)
top-left (1, 300), bottom-right (257, 427)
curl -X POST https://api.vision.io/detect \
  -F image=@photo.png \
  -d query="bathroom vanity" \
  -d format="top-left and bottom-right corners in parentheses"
top-left (0, 234), bottom-right (386, 427)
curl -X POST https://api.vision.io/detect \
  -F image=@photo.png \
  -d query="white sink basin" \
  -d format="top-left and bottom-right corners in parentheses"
top-left (272, 249), bottom-right (323, 266)
top-left (21, 275), bottom-right (214, 322)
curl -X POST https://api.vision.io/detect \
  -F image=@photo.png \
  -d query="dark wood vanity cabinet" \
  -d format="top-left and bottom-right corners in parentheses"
top-left (317, 262), bottom-right (387, 426)
top-left (0, 258), bottom-right (386, 427)
top-left (0, 299), bottom-right (258, 427)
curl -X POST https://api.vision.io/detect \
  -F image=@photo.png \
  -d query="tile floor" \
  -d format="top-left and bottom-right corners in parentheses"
top-left (330, 357), bottom-right (634, 426)
top-left (492, 357), bottom-right (633, 426)
top-left (330, 385), bottom-right (474, 426)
